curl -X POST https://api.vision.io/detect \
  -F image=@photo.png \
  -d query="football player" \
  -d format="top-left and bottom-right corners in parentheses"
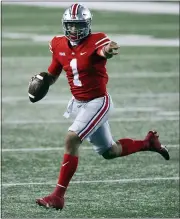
top-left (35, 3), bottom-right (170, 210)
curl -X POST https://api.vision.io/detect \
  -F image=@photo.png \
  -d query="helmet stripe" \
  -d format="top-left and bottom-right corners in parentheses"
top-left (71, 3), bottom-right (79, 17)
top-left (75, 4), bottom-right (79, 15)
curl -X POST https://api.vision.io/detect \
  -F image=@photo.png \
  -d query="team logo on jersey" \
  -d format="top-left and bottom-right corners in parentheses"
top-left (59, 52), bottom-right (66, 56)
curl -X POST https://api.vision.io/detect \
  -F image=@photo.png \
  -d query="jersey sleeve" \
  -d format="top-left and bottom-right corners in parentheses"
top-left (94, 33), bottom-right (111, 56)
top-left (95, 33), bottom-right (111, 49)
top-left (48, 37), bottom-right (63, 76)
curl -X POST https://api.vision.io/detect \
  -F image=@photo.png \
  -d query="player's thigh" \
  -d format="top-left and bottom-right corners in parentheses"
top-left (68, 94), bottom-right (113, 141)
top-left (87, 121), bottom-right (115, 155)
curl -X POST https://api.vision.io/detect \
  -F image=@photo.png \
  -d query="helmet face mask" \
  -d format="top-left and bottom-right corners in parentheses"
top-left (62, 4), bottom-right (92, 42)
top-left (63, 20), bottom-right (91, 42)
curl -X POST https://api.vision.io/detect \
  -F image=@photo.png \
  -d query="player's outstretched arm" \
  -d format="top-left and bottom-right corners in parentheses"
top-left (100, 41), bottom-right (120, 59)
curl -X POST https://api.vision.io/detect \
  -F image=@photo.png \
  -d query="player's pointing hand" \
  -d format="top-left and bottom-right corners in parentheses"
top-left (104, 41), bottom-right (120, 55)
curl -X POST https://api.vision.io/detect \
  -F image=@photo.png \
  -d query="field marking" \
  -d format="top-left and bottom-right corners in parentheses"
top-left (3, 2), bottom-right (179, 14)
top-left (2, 146), bottom-right (91, 152)
top-left (158, 111), bottom-right (179, 116)
top-left (110, 72), bottom-right (179, 78)
top-left (3, 24), bottom-right (179, 32)
top-left (114, 107), bottom-right (160, 112)
top-left (112, 93), bottom-right (179, 98)
top-left (2, 144), bottom-right (179, 153)
top-left (2, 55), bottom-right (179, 60)
top-left (2, 72), bottom-right (179, 82)
top-left (2, 93), bottom-right (179, 103)
top-left (2, 117), bottom-right (179, 125)
top-left (2, 177), bottom-right (179, 187)
top-left (3, 32), bottom-right (179, 47)
top-left (3, 72), bottom-right (178, 81)
top-left (119, 55), bottom-right (179, 59)
top-left (2, 96), bottom-right (178, 114)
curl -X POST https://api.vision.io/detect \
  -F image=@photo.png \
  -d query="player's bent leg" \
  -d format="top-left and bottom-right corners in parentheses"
top-left (102, 130), bottom-right (170, 160)
top-left (102, 131), bottom-right (169, 160)
top-left (117, 130), bottom-right (169, 160)
top-left (102, 143), bottom-right (121, 159)
top-left (88, 121), bottom-right (115, 155)
top-left (89, 122), bottom-right (169, 160)
top-left (36, 131), bottom-right (81, 210)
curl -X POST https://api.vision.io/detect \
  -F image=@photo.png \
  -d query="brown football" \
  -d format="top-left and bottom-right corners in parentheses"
top-left (28, 72), bottom-right (49, 103)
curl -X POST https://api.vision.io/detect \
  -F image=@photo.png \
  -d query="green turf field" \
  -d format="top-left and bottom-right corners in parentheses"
top-left (2, 4), bottom-right (179, 218)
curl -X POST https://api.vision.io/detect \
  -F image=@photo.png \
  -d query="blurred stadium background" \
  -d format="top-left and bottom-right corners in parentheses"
top-left (2, 1), bottom-right (179, 218)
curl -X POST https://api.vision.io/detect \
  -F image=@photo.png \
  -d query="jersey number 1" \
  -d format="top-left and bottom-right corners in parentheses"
top-left (70, 58), bottom-right (82, 87)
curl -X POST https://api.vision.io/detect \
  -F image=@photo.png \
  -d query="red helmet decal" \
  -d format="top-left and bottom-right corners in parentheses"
top-left (71, 3), bottom-right (79, 19)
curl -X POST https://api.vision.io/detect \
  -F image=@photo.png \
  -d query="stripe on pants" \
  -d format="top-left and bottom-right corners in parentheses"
top-left (78, 94), bottom-right (110, 140)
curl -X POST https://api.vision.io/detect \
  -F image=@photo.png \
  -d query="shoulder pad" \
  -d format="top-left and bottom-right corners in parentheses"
top-left (49, 35), bottom-right (64, 53)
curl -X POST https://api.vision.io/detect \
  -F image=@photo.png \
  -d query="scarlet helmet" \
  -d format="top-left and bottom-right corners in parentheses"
top-left (62, 3), bottom-right (92, 42)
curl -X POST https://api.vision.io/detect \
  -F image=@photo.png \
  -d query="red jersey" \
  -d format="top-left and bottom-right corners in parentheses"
top-left (48, 32), bottom-right (111, 101)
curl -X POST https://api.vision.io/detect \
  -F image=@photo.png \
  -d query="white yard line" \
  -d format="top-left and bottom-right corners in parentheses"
top-left (110, 72), bottom-right (179, 78)
top-left (2, 177), bottom-right (179, 187)
top-left (3, 32), bottom-right (179, 47)
top-left (2, 117), bottom-right (179, 125)
top-left (3, 24), bottom-right (179, 32)
top-left (3, 72), bottom-right (178, 81)
top-left (114, 107), bottom-right (160, 112)
top-left (3, 2), bottom-right (179, 14)
top-left (2, 146), bottom-right (91, 152)
top-left (34, 99), bottom-right (69, 104)
top-left (112, 93), bottom-right (179, 98)
top-left (2, 55), bottom-right (179, 60)
top-left (2, 144), bottom-right (179, 153)
top-left (108, 34), bottom-right (179, 47)
top-left (113, 109), bottom-right (178, 115)
top-left (2, 53), bottom-right (179, 60)
top-left (119, 55), bottom-right (179, 59)
top-left (2, 93), bottom-right (179, 103)
top-left (157, 111), bottom-right (179, 116)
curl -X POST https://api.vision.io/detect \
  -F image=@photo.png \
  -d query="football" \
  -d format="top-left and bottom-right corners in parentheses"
top-left (28, 72), bottom-right (50, 103)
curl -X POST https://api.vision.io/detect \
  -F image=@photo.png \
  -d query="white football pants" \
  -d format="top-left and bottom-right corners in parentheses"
top-left (63, 93), bottom-right (115, 155)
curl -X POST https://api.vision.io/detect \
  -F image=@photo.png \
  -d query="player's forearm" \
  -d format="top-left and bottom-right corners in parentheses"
top-left (30, 72), bottom-right (58, 86)
top-left (47, 72), bottom-right (59, 85)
